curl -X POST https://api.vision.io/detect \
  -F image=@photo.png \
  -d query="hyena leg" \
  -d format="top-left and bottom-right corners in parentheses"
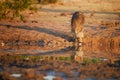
top-left (75, 37), bottom-right (79, 50)
top-left (72, 33), bottom-right (79, 50)
top-left (76, 32), bottom-right (84, 46)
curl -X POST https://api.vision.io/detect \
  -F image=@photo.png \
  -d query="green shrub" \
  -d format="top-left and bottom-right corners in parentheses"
top-left (0, 0), bottom-right (33, 20)
top-left (37, 0), bottom-right (58, 4)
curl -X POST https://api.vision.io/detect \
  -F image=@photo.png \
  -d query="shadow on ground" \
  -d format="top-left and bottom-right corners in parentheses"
top-left (0, 24), bottom-right (74, 42)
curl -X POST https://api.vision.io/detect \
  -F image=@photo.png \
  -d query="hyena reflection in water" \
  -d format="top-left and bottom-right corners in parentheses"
top-left (74, 47), bottom-right (84, 63)
top-left (71, 12), bottom-right (85, 48)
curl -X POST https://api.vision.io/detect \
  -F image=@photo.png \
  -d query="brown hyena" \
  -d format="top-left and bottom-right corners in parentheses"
top-left (71, 11), bottom-right (85, 47)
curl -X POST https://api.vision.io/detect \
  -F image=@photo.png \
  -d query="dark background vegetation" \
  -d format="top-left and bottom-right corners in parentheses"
top-left (0, 0), bottom-right (58, 20)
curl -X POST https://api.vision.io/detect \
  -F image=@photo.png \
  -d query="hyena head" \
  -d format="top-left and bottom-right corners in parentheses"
top-left (71, 11), bottom-right (85, 34)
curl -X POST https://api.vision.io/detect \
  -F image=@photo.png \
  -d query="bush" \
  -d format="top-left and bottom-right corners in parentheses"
top-left (37, 0), bottom-right (58, 4)
top-left (0, 0), bottom-right (33, 20)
